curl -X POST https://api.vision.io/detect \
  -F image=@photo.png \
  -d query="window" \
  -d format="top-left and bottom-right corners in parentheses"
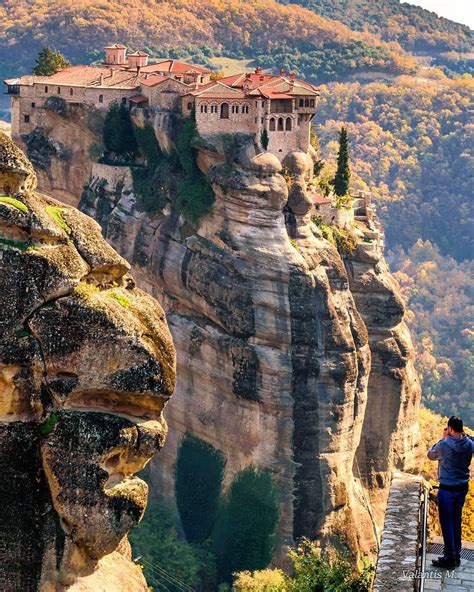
top-left (261, 117), bottom-right (264, 124)
top-left (304, 99), bottom-right (310, 107)
top-left (310, 99), bottom-right (315, 107)
top-left (44, 86), bottom-right (48, 93)
top-left (269, 118), bottom-right (276, 131)
top-left (187, 102), bottom-right (192, 110)
top-left (286, 117), bottom-right (292, 131)
top-left (242, 104), bottom-right (249, 114)
top-left (200, 104), bottom-right (208, 113)
top-left (231, 105), bottom-right (239, 114)
top-left (121, 97), bottom-right (127, 105)
top-left (24, 115), bottom-right (30, 123)
top-left (277, 117), bottom-right (284, 131)
top-left (99, 94), bottom-right (104, 103)
top-left (57, 87), bottom-right (61, 94)
top-left (70, 88), bottom-right (74, 96)
top-left (299, 99), bottom-right (304, 107)
top-left (220, 103), bottom-right (229, 119)
top-left (31, 102), bottom-right (36, 108)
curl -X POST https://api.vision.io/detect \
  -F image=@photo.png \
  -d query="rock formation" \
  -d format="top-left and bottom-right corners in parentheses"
top-left (79, 128), bottom-right (423, 559)
top-left (0, 132), bottom-right (176, 591)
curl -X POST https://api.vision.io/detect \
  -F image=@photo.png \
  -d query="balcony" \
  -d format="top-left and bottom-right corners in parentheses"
top-left (4, 79), bottom-right (19, 95)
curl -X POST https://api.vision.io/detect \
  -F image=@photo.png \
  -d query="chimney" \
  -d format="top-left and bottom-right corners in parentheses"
top-left (280, 68), bottom-right (286, 77)
top-left (255, 66), bottom-right (263, 75)
top-left (100, 74), bottom-right (104, 86)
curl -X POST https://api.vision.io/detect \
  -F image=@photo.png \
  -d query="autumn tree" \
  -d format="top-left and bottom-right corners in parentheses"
top-left (33, 47), bottom-right (70, 76)
top-left (333, 126), bottom-right (350, 196)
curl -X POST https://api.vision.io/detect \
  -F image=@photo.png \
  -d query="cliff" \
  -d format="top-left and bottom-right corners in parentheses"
top-left (79, 126), bottom-right (423, 559)
top-left (0, 132), bottom-right (176, 591)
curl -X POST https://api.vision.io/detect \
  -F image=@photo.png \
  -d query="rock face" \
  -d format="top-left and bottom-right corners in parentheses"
top-left (14, 102), bottom-right (102, 206)
top-left (0, 132), bottom-right (176, 591)
top-left (79, 131), bottom-right (423, 559)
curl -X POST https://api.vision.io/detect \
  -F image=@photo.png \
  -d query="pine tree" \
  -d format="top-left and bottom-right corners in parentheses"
top-left (33, 47), bottom-right (70, 76)
top-left (333, 126), bottom-right (351, 196)
top-left (260, 128), bottom-right (269, 150)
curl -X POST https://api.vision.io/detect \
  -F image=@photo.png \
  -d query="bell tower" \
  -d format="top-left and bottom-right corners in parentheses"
top-left (104, 44), bottom-right (127, 66)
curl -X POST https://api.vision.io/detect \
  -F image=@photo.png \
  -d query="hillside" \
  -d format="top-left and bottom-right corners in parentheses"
top-left (283, 0), bottom-right (474, 54)
top-left (0, 0), bottom-right (415, 85)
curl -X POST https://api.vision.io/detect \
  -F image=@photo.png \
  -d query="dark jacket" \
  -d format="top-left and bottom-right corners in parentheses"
top-left (427, 434), bottom-right (474, 486)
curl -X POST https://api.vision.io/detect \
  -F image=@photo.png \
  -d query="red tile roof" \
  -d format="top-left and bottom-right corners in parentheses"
top-left (140, 75), bottom-right (168, 87)
top-left (129, 94), bottom-right (148, 104)
top-left (313, 194), bottom-right (333, 205)
top-left (140, 59), bottom-right (209, 75)
top-left (105, 44), bottom-right (127, 49)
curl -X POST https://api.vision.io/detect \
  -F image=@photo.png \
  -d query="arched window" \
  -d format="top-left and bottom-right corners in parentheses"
top-left (57, 86), bottom-right (61, 94)
top-left (285, 117), bottom-right (292, 131)
top-left (269, 118), bottom-right (276, 131)
top-left (304, 99), bottom-right (310, 107)
top-left (99, 94), bottom-right (104, 103)
top-left (277, 117), bottom-right (284, 131)
top-left (220, 103), bottom-right (229, 119)
top-left (121, 97), bottom-right (127, 105)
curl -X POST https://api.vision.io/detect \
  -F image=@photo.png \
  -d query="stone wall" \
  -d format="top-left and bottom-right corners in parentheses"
top-left (373, 471), bottom-right (425, 592)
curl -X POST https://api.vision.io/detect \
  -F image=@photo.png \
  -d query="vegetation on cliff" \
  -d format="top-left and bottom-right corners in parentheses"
top-left (103, 101), bottom-right (138, 159)
top-left (233, 538), bottom-right (374, 591)
top-left (333, 126), bottom-right (350, 197)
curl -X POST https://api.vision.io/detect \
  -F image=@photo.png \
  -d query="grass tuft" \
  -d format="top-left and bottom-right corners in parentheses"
top-left (45, 206), bottom-right (72, 234)
top-left (0, 196), bottom-right (29, 214)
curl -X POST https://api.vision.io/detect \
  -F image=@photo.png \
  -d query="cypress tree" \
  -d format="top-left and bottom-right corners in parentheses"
top-left (103, 101), bottom-right (137, 158)
top-left (175, 435), bottom-right (226, 544)
top-left (260, 128), bottom-right (269, 150)
top-left (212, 467), bottom-right (279, 582)
top-left (333, 126), bottom-right (351, 196)
top-left (33, 47), bottom-right (70, 76)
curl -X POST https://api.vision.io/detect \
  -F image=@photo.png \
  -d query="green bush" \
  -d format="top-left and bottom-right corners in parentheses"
top-left (176, 434), bottom-right (226, 544)
top-left (212, 467), bottom-right (279, 583)
top-left (287, 538), bottom-right (374, 592)
top-left (133, 123), bottom-right (163, 168)
top-left (33, 46), bottom-right (70, 76)
top-left (129, 500), bottom-right (217, 592)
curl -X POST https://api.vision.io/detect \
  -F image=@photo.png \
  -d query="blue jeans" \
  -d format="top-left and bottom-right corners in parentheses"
top-left (438, 486), bottom-right (468, 560)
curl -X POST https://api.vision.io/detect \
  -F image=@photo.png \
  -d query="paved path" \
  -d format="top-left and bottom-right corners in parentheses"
top-left (425, 537), bottom-right (474, 591)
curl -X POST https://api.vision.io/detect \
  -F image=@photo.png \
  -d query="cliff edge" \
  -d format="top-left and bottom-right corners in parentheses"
top-left (0, 132), bottom-right (176, 591)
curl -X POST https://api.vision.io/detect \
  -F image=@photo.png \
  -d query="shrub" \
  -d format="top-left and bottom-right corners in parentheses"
top-left (212, 467), bottom-right (279, 583)
top-left (287, 538), bottom-right (374, 592)
top-left (233, 569), bottom-right (287, 591)
top-left (260, 128), bottom-right (269, 150)
top-left (176, 435), bottom-right (226, 544)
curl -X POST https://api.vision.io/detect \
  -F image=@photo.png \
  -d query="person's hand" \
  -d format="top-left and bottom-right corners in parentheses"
top-left (442, 427), bottom-right (448, 439)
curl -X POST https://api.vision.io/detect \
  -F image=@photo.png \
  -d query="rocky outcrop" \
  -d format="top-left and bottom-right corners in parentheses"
top-left (0, 132), bottom-right (176, 591)
top-left (79, 132), bottom-right (423, 560)
top-left (15, 104), bottom-right (103, 206)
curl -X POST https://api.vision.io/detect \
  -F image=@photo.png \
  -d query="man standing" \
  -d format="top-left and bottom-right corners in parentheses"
top-left (428, 416), bottom-right (473, 568)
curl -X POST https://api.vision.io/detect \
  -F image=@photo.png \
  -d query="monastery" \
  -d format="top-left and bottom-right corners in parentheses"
top-left (5, 44), bottom-right (319, 160)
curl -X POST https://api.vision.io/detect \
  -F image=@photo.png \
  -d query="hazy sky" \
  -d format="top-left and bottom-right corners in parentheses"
top-left (403, 0), bottom-right (474, 29)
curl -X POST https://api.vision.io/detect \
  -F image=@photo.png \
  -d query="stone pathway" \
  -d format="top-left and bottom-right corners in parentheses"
top-left (424, 537), bottom-right (474, 591)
